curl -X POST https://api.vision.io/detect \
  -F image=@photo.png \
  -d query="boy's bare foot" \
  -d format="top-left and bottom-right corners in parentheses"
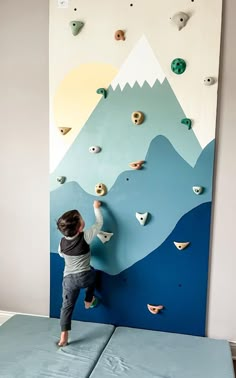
top-left (84, 296), bottom-right (97, 309)
top-left (58, 331), bottom-right (68, 347)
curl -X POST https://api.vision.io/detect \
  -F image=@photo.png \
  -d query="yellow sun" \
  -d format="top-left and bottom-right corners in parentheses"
top-left (53, 63), bottom-right (118, 146)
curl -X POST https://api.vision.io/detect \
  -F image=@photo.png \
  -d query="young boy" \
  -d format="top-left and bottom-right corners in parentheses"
top-left (56, 200), bottom-right (103, 347)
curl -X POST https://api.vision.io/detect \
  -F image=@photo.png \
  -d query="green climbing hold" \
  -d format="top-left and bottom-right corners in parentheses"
top-left (69, 21), bottom-right (84, 36)
top-left (96, 88), bottom-right (107, 98)
top-left (171, 58), bottom-right (186, 75)
top-left (181, 118), bottom-right (192, 130)
top-left (90, 297), bottom-right (99, 309)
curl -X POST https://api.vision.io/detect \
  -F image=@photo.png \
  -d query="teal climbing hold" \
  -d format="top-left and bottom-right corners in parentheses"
top-left (96, 88), bottom-right (107, 98)
top-left (181, 118), bottom-right (192, 130)
top-left (69, 20), bottom-right (84, 36)
top-left (171, 58), bottom-right (186, 75)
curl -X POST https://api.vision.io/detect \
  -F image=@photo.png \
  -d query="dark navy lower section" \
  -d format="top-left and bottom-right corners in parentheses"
top-left (50, 202), bottom-right (211, 337)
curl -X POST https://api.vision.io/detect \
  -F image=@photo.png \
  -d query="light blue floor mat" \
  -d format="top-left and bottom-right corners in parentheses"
top-left (0, 315), bottom-right (114, 378)
top-left (90, 326), bottom-right (234, 378)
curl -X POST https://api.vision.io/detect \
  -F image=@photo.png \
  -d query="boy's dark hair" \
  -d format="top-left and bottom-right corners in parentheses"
top-left (57, 210), bottom-right (82, 237)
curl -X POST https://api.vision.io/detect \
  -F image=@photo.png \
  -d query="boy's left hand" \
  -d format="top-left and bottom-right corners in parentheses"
top-left (93, 200), bottom-right (101, 208)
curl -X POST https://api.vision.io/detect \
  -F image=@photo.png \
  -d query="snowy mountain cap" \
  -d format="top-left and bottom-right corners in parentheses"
top-left (111, 35), bottom-right (166, 91)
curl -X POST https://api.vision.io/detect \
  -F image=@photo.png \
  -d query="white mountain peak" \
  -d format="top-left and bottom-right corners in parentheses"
top-left (111, 35), bottom-right (165, 91)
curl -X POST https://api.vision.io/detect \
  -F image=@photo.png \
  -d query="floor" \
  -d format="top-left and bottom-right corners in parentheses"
top-left (0, 312), bottom-right (235, 377)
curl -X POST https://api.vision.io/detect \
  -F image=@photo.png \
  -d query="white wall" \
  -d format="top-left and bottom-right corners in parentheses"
top-left (0, 0), bottom-right (49, 315)
top-left (0, 0), bottom-right (235, 340)
top-left (207, 0), bottom-right (236, 341)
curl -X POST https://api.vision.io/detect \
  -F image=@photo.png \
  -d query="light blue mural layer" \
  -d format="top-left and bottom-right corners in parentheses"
top-left (50, 79), bottom-right (202, 195)
top-left (50, 136), bottom-right (215, 275)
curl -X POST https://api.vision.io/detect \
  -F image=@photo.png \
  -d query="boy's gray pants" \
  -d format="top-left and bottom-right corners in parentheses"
top-left (60, 269), bottom-right (96, 332)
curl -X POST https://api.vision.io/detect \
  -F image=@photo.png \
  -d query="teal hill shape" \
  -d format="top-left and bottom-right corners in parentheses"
top-left (50, 137), bottom-right (215, 275)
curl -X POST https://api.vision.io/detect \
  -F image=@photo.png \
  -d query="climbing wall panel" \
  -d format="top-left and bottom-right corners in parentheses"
top-left (50, 0), bottom-right (222, 336)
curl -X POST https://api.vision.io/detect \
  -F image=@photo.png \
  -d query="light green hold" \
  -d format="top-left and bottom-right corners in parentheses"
top-left (69, 20), bottom-right (84, 36)
top-left (96, 88), bottom-right (107, 98)
top-left (171, 58), bottom-right (186, 75)
top-left (181, 118), bottom-right (192, 130)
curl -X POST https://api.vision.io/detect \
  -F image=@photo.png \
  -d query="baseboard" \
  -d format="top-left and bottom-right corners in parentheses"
top-left (230, 342), bottom-right (236, 360)
top-left (0, 310), bottom-right (48, 325)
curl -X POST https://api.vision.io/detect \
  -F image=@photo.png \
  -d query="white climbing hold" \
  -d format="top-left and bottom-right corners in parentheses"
top-left (97, 231), bottom-right (113, 244)
top-left (147, 304), bottom-right (164, 315)
top-left (171, 12), bottom-right (189, 31)
top-left (131, 111), bottom-right (144, 125)
top-left (204, 77), bottom-right (216, 86)
top-left (89, 146), bottom-right (101, 154)
top-left (192, 186), bottom-right (203, 195)
top-left (136, 212), bottom-right (148, 226)
top-left (95, 183), bottom-right (107, 196)
top-left (174, 242), bottom-right (190, 250)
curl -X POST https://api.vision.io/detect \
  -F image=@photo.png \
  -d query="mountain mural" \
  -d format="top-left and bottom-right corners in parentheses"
top-left (50, 35), bottom-right (215, 335)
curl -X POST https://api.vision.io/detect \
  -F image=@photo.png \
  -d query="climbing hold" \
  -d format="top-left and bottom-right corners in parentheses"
top-left (203, 77), bottom-right (216, 86)
top-left (192, 186), bottom-right (204, 195)
top-left (57, 176), bottom-right (66, 184)
top-left (174, 242), bottom-right (190, 250)
top-left (136, 212), bottom-right (148, 226)
top-left (96, 88), bottom-right (107, 98)
top-left (89, 297), bottom-right (99, 309)
top-left (181, 118), bottom-right (192, 130)
top-left (171, 58), bottom-right (186, 75)
top-left (95, 183), bottom-right (107, 196)
top-left (69, 20), bottom-right (84, 36)
top-left (115, 30), bottom-right (125, 41)
top-left (171, 12), bottom-right (189, 30)
top-left (58, 127), bottom-right (71, 136)
top-left (129, 160), bottom-right (145, 170)
top-left (147, 304), bottom-right (164, 315)
top-left (131, 111), bottom-right (144, 125)
top-left (89, 146), bottom-right (101, 154)
top-left (97, 231), bottom-right (114, 243)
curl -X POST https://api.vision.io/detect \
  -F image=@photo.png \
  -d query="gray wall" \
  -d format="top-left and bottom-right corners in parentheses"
top-left (0, 0), bottom-right (235, 339)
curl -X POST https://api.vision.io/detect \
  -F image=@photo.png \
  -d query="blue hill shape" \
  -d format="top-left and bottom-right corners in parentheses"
top-left (50, 79), bottom-right (202, 194)
top-left (50, 135), bottom-right (215, 275)
top-left (50, 202), bottom-right (211, 336)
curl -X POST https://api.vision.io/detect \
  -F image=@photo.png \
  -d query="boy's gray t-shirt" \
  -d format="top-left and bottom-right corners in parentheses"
top-left (58, 207), bottom-right (103, 277)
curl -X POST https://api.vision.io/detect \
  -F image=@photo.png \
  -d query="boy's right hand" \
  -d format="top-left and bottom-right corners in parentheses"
top-left (94, 200), bottom-right (101, 208)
